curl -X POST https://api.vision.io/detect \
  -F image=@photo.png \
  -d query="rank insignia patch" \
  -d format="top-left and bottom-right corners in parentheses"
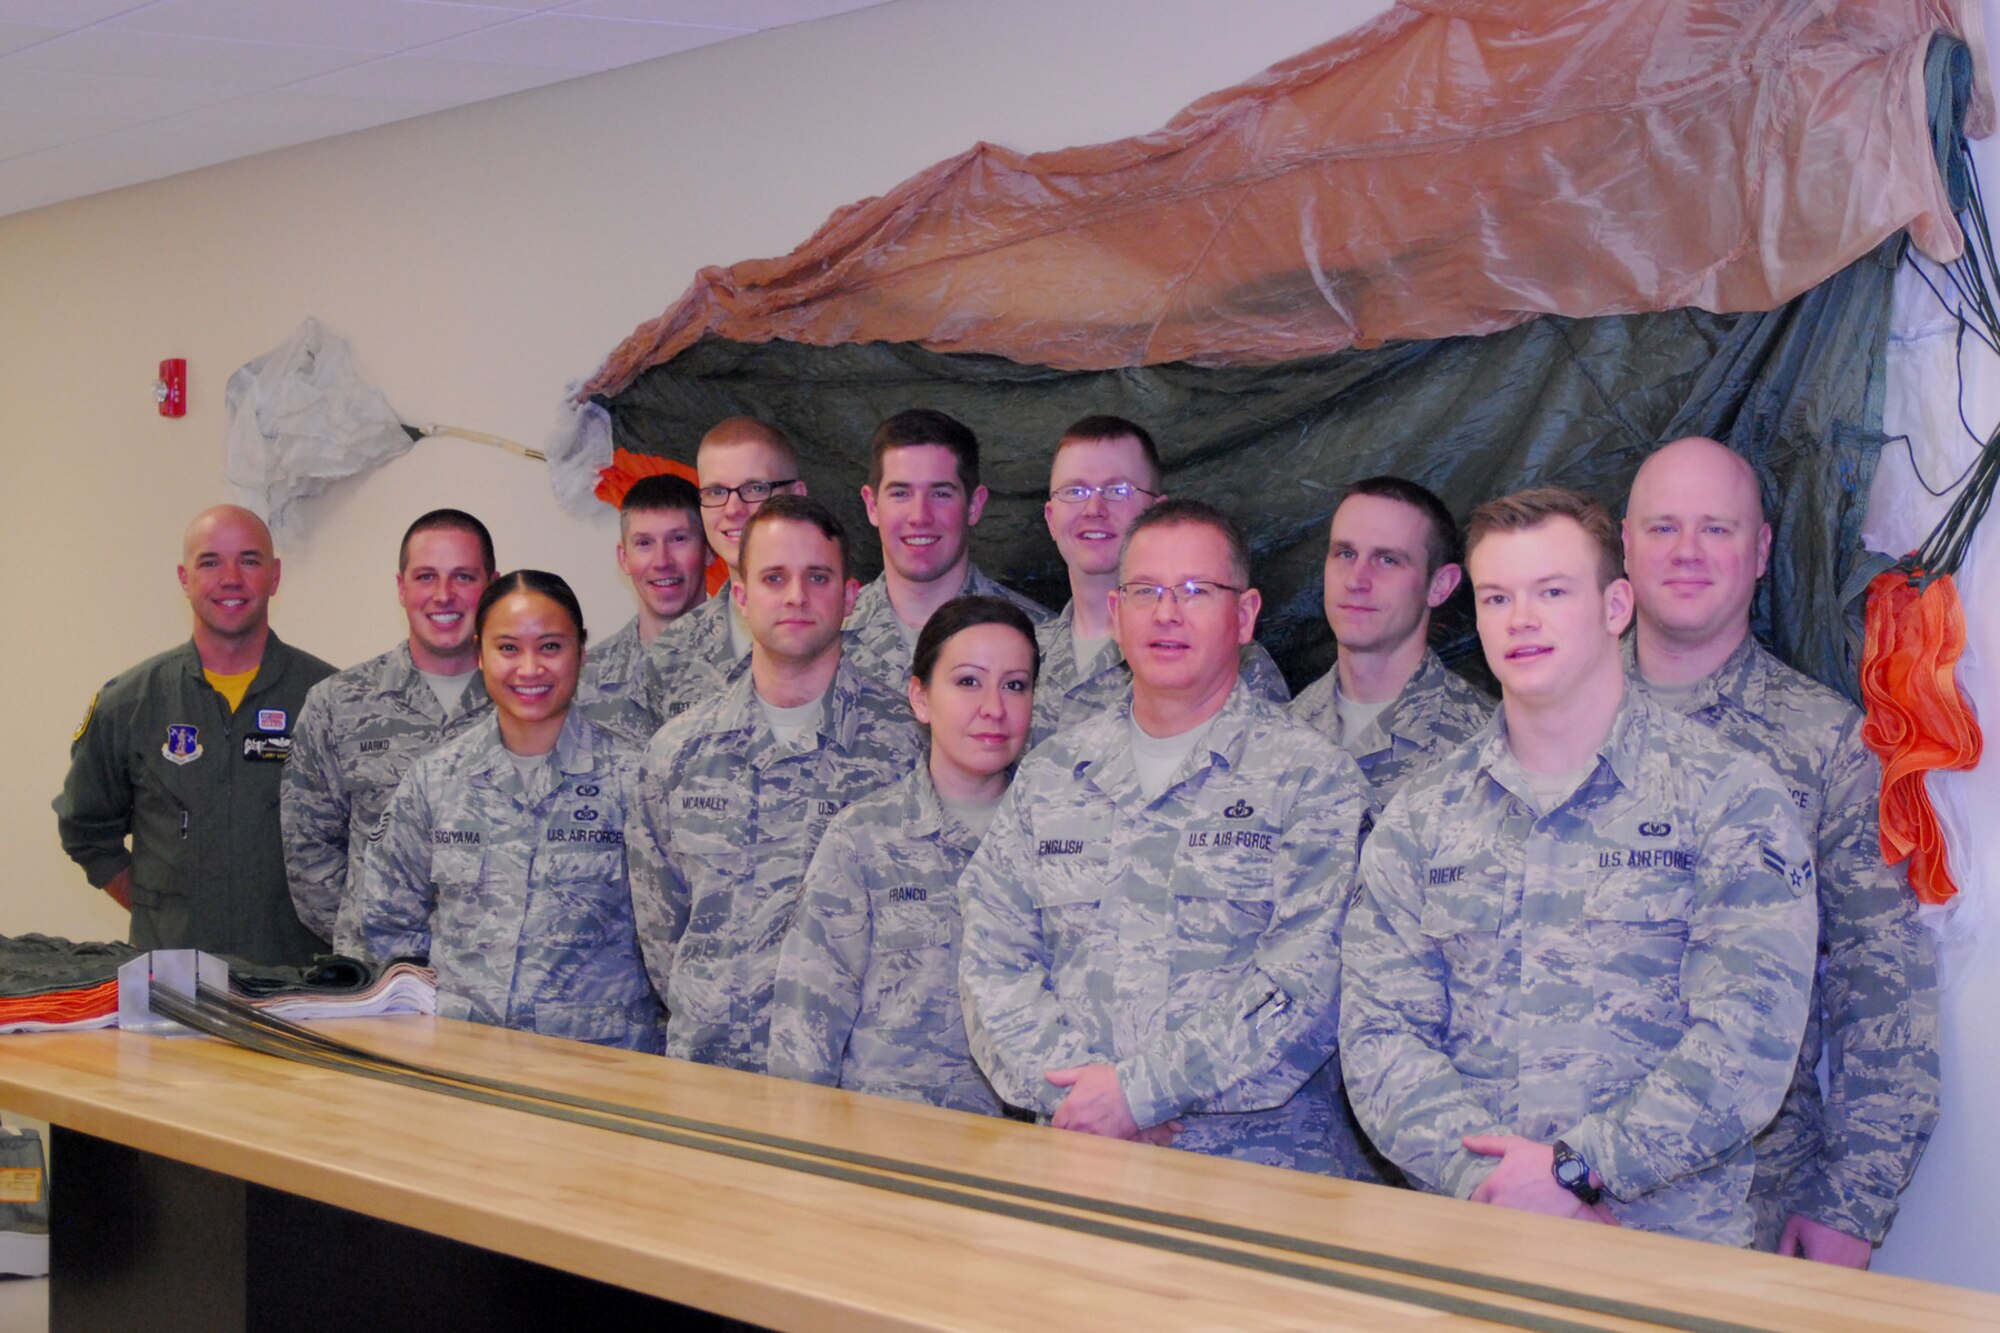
top-left (162, 724), bottom-right (202, 766)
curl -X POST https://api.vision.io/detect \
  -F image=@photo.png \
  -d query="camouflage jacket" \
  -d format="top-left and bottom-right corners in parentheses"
top-left (1340, 690), bottom-right (1818, 1244)
top-left (959, 682), bottom-right (1373, 1174)
top-left (1628, 635), bottom-right (1939, 1244)
top-left (281, 640), bottom-right (492, 943)
top-left (1029, 600), bottom-right (1291, 748)
top-left (575, 615), bottom-right (667, 751)
top-left (1291, 650), bottom-right (1494, 803)
top-left (840, 563), bottom-right (1050, 690)
top-left (768, 766), bottom-right (1005, 1115)
top-left (345, 709), bottom-right (661, 1052)
top-left (628, 656), bottom-right (924, 1073)
top-left (638, 593), bottom-right (747, 727)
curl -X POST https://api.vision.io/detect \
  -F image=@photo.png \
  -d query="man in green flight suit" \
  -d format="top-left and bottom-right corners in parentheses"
top-left (55, 504), bottom-right (335, 966)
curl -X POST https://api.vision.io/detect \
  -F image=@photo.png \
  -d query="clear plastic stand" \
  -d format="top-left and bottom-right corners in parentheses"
top-left (116, 950), bottom-right (229, 1036)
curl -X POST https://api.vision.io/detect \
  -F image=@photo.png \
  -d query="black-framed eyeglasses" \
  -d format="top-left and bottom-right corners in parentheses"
top-left (1049, 482), bottom-right (1158, 505)
top-left (698, 479), bottom-right (798, 508)
top-left (1115, 579), bottom-right (1244, 606)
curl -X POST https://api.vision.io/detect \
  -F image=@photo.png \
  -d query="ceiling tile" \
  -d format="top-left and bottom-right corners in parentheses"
top-left (108, 0), bottom-right (511, 53)
top-left (0, 0), bottom-right (889, 217)
top-left (406, 0), bottom-right (572, 9)
top-left (0, 1), bottom-right (152, 27)
top-left (294, 52), bottom-right (572, 103)
top-left (0, 66), bottom-right (241, 121)
top-left (557, 0), bottom-right (883, 28)
top-left (7, 28), bottom-right (376, 90)
top-left (422, 11), bottom-right (736, 69)
top-left (0, 20), bottom-right (60, 55)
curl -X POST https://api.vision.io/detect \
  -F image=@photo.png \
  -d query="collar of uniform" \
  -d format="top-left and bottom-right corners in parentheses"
top-left (708, 653), bottom-right (869, 749)
top-left (1050, 598), bottom-right (1126, 682)
top-left (1479, 684), bottom-right (1646, 806)
top-left (1621, 630), bottom-right (1764, 718)
top-left (1329, 648), bottom-right (1447, 753)
top-left (380, 638), bottom-right (493, 720)
top-left (458, 708), bottom-right (591, 788)
top-left (550, 705), bottom-right (599, 776)
top-left (903, 764), bottom-right (955, 843)
top-left (596, 615), bottom-right (643, 666)
top-left (458, 714), bottom-right (515, 782)
top-left (1081, 677), bottom-right (1257, 802)
top-left (843, 573), bottom-right (899, 637)
top-left (655, 591), bottom-right (741, 671)
top-left (1708, 631), bottom-right (1770, 714)
top-left (179, 630), bottom-right (299, 697)
top-left (961, 561), bottom-right (1038, 612)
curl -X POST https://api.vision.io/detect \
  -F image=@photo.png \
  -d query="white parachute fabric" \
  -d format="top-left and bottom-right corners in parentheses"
top-left (542, 384), bottom-right (615, 521)
top-left (224, 318), bottom-right (414, 536)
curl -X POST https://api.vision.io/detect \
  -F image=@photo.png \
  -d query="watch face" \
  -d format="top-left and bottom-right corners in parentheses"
top-left (1555, 1156), bottom-right (1588, 1186)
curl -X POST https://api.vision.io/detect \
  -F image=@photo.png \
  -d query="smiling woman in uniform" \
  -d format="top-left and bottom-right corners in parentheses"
top-left (342, 570), bottom-right (663, 1052)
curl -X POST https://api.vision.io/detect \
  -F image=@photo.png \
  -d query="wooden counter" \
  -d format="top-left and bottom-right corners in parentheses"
top-left (1, 1017), bottom-right (1991, 1331)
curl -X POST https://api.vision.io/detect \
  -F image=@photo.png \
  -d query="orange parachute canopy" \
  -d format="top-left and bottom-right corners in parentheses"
top-left (592, 448), bottom-right (728, 597)
top-left (1861, 569), bottom-right (1984, 904)
top-left (583, 0), bottom-right (1983, 399)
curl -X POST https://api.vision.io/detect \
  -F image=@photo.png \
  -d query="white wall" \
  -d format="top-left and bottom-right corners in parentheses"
top-left (2, 0), bottom-right (1990, 1291)
top-left (0, 0), bottom-right (1392, 947)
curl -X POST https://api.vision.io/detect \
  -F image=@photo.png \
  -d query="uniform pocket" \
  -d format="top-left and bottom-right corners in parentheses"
top-left (876, 901), bottom-right (954, 952)
top-left (432, 845), bottom-right (485, 889)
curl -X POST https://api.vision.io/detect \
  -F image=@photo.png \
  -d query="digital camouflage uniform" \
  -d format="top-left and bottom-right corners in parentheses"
top-left (1029, 600), bottom-right (1291, 748)
top-left (55, 634), bottom-right (335, 967)
top-left (345, 709), bottom-right (661, 1052)
top-left (628, 657), bottom-right (924, 1073)
top-left (840, 564), bottom-right (1049, 689)
top-left (768, 767), bottom-right (1005, 1115)
top-left (1340, 691), bottom-right (1818, 1245)
top-left (282, 641), bottom-right (492, 945)
top-left (576, 615), bottom-right (673, 751)
top-left (1291, 649), bottom-right (1494, 802)
top-left (959, 682), bottom-right (1374, 1175)
top-left (637, 592), bottom-right (746, 727)
top-left (1627, 636), bottom-right (1940, 1247)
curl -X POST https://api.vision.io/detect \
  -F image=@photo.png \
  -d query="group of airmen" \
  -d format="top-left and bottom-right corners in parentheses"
top-left (53, 412), bottom-right (1939, 1263)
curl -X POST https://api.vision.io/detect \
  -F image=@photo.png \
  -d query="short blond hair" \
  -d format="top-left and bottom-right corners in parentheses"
top-left (1465, 487), bottom-right (1621, 588)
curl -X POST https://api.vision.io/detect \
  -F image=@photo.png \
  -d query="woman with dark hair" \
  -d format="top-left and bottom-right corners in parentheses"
top-left (344, 570), bottom-right (663, 1052)
top-left (769, 595), bottom-right (1038, 1113)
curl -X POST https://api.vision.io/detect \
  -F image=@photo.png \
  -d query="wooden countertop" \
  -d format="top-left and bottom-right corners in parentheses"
top-left (0, 1017), bottom-right (1989, 1331)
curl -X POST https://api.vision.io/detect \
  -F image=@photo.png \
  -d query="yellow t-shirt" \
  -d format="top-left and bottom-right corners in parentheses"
top-left (204, 667), bottom-right (259, 713)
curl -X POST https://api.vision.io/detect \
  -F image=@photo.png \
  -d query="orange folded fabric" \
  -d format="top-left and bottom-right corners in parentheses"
top-left (1861, 568), bottom-right (1984, 904)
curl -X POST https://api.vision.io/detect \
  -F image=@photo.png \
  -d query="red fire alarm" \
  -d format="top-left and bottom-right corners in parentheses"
top-left (155, 359), bottom-right (187, 417)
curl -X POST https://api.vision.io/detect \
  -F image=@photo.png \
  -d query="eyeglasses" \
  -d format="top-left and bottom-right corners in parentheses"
top-left (698, 479), bottom-right (798, 508)
top-left (1049, 482), bottom-right (1158, 505)
top-left (1115, 579), bottom-right (1244, 607)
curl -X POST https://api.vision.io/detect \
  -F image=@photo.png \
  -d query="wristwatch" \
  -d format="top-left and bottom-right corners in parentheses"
top-left (1551, 1140), bottom-right (1601, 1206)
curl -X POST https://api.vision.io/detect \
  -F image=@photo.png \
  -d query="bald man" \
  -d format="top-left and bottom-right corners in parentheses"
top-left (1622, 437), bottom-right (1939, 1266)
top-left (55, 505), bottom-right (335, 965)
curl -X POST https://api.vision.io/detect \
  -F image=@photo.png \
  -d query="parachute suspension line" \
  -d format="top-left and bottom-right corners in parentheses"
top-left (1907, 143), bottom-right (2000, 587)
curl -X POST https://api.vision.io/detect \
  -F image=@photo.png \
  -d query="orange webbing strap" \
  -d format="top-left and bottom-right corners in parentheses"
top-left (1861, 568), bottom-right (1984, 905)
